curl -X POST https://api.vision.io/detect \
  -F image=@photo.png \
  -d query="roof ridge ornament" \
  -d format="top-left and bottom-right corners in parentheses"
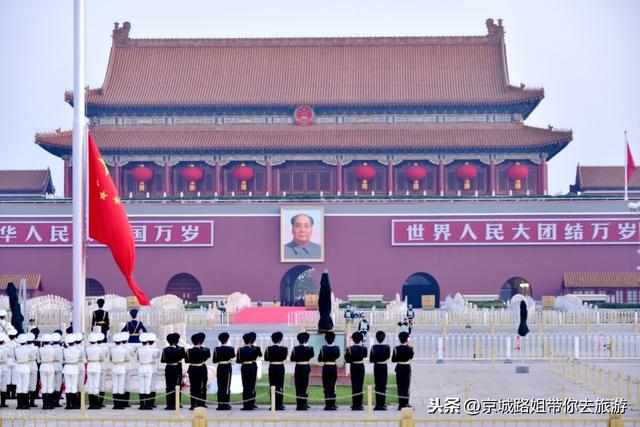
top-left (485, 18), bottom-right (504, 39)
top-left (112, 21), bottom-right (131, 46)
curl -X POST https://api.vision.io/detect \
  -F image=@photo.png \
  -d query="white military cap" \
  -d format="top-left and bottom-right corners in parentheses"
top-left (0, 333), bottom-right (6, 342)
top-left (146, 333), bottom-right (156, 342)
top-left (139, 333), bottom-right (149, 343)
top-left (75, 333), bottom-right (84, 342)
top-left (120, 332), bottom-right (129, 342)
top-left (51, 332), bottom-right (61, 343)
top-left (40, 334), bottom-right (52, 343)
top-left (17, 334), bottom-right (28, 344)
top-left (88, 333), bottom-right (98, 343)
top-left (26, 332), bottom-right (35, 342)
top-left (8, 328), bottom-right (18, 336)
top-left (112, 332), bottom-right (121, 343)
top-left (65, 334), bottom-right (76, 345)
top-left (0, 309), bottom-right (7, 316)
top-left (96, 332), bottom-right (105, 342)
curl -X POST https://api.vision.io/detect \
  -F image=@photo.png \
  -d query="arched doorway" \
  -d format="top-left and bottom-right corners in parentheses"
top-left (165, 273), bottom-right (202, 303)
top-left (280, 265), bottom-right (317, 306)
top-left (86, 278), bottom-right (105, 297)
top-left (402, 273), bottom-right (440, 308)
top-left (499, 277), bottom-right (533, 301)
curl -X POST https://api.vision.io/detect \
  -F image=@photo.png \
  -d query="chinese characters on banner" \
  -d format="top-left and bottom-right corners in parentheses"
top-left (0, 220), bottom-right (214, 247)
top-left (392, 217), bottom-right (639, 246)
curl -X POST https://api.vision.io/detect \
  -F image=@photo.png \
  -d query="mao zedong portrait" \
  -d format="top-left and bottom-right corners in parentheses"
top-left (283, 213), bottom-right (322, 260)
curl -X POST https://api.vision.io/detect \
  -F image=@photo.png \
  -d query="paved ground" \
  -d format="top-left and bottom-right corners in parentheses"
top-left (1, 360), bottom-right (637, 422)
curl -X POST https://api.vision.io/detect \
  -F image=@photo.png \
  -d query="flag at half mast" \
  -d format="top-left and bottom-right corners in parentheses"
top-left (88, 132), bottom-right (150, 305)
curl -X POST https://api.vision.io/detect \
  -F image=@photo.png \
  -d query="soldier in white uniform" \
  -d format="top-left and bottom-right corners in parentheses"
top-left (0, 333), bottom-right (9, 408)
top-left (5, 328), bottom-right (18, 401)
top-left (136, 333), bottom-right (154, 409)
top-left (147, 333), bottom-right (159, 408)
top-left (38, 334), bottom-right (56, 409)
top-left (123, 334), bottom-right (137, 407)
top-left (110, 332), bottom-right (130, 410)
top-left (14, 334), bottom-right (31, 409)
top-left (51, 332), bottom-right (64, 407)
top-left (85, 332), bottom-right (103, 409)
top-left (26, 332), bottom-right (38, 407)
top-left (74, 333), bottom-right (85, 400)
top-left (63, 333), bottom-right (83, 409)
top-left (98, 332), bottom-right (110, 408)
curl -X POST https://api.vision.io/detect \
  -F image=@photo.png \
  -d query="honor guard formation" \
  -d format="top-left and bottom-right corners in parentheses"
top-left (0, 306), bottom-right (414, 411)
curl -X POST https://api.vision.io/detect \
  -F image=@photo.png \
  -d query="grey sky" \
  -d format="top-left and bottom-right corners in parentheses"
top-left (1, 0), bottom-right (638, 196)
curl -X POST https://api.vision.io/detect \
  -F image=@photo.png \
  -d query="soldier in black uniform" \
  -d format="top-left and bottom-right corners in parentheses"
top-left (392, 331), bottom-right (414, 410)
top-left (318, 331), bottom-right (340, 411)
top-left (121, 309), bottom-right (147, 344)
top-left (369, 330), bottom-right (390, 410)
top-left (185, 332), bottom-right (210, 410)
top-left (236, 332), bottom-right (262, 410)
top-left (264, 331), bottom-right (288, 410)
top-left (161, 333), bottom-right (185, 410)
top-left (344, 331), bottom-right (367, 410)
top-left (290, 332), bottom-right (313, 410)
top-left (91, 299), bottom-right (110, 338)
top-left (211, 332), bottom-right (234, 411)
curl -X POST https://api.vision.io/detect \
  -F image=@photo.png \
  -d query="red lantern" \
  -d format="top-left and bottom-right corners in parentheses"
top-left (507, 162), bottom-right (528, 190)
top-left (405, 163), bottom-right (427, 190)
top-left (181, 164), bottom-right (204, 192)
top-left (131, 164), bottom-right (153, 192)
top-left (232, 163), bottom-right (254, 191)
top-left (354, 162), bottom-right (376, 190)
top-left (456, 162), bottom-right (477, 190)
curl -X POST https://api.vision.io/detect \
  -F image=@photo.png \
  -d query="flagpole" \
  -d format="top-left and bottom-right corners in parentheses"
top-left (625, 131), bottom-right (629, 201)
top-left (72, 0), bottom-right (87, 334)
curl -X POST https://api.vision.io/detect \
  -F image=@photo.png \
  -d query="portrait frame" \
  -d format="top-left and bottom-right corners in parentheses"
top-left (280, 206), bottom-right (325, 263)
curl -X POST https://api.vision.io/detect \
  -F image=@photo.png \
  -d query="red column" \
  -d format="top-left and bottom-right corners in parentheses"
top-left (336, 159), bottom-right (343, 195)
top-left (489, 158), bottom-right (496, 196)
top-left (387, 160), bottom-right (394, 196)
top-left (113, 161), bottom-right (121, 196)
top-left (215, 160), bottom-right (222, 195)
top-left (266, 160), bottom-right (272, 196)
top-left (438, 159), bottom-right (445, 196)
top-left (539, 158), bottom-right (548, 195)
top-left (163, 161), bottom-right (171, 197)
top-left (63, 159), bottom-right (71, 198)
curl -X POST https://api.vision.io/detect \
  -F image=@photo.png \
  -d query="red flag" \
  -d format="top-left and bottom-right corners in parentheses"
top-left (88, 133), bottom-right (150, 305)
top-left (627, 141), bottom-right (637, 184)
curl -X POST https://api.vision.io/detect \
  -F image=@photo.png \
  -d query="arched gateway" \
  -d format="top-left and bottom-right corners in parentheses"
top-left (402, 272), bottom-right (440, 308)
top-left (499, 276), bottom-right (533, 301)
top-left (165, 273), bottom-right (202, 303)
top-left (280, 265), bottom-right (317, 306)
top-left (86, 278), bottom-right (105, 297)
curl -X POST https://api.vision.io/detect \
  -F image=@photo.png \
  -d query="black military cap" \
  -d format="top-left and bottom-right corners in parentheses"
top-left (375, 331), bottom-right (386, 343)
top-left (325, 331), bottom-right (336, 344)
top-left (242, 333), bottom-right (251, 344)
top-left (271, 331), bottom-right (283, 343)
top-left (166, 333), bottom-right (179, 345)
top-left (351, 331), bottom-right (363, 343)
top-left (218, 332), bottom-right (229, 344)
top-left (248, 332), bottom-right (257, 343)
top-left (398, 331), bottom-right (410, 343)
top-left (97, 298), bottom-right (105, 307)
top-left (190, 333), bottom-right (200, 345)
top-left (130, 309), bottom-right (138, 318)
top-left (296, 332), bottom-right (309, 344)
top-left (196, 332), bottom-right (206, 344)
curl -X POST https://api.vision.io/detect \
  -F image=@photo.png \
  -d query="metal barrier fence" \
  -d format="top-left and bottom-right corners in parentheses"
top-left (0, 410), bottom-right (637, 427)
top-left (240, 332), bottom-right (640, 361)
top-left (33, 308), bottom-right (229, 330)
top-left (289, 309), bottom-right (640, 329)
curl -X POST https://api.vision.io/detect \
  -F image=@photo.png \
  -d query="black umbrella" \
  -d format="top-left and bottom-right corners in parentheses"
top-left (517, 300), bottom-right (529, 337)
top-left (6, 281), bottom-right (24, 334)
top-left (317, 270), bottom-right (334, 332)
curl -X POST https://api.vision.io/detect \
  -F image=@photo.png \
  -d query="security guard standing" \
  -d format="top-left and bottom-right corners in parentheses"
top-left (161, 333), bottom-right (185, 411)
top-left (62, 333), bottom-right (83, 410)
top-left (406, 304), bottom-right (415, 326)
top-left (392, 331), bottom-right (414, 410)
top-left (185, 332), bottom-right (210, 410)
top-left (318, 331), bottom-right (340, 411)
top-left (290, 331), bottom-right (313, 411)
top-left (136, 333), bottom-right (157, 410)
top-left (211, 332), bottom-right (234, 411)
top-left (264, 331), bottom-right (288, 410)
top-left (357, 315), bottom-right (370, 342)
top-left (14, 334), bottom-right (31, 409)
top-left (0, 333), bottom-right (8, 408)
top-left (85, 332), bottom-right (104, 410)
top-left (121, 309), bottom-right (146, 344)
top-left (236, 332), bottom-right (262, 410)
top-left (91, 299), bottom-right (110, 337)
top-left (110, 332), bottom-right (130, 410)
top-left (344, 331), bottom-right (367, 410)
top-left (369, 330), bottom-right (390, 410)
top-left (51, 332), bottom-right (64, 407)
